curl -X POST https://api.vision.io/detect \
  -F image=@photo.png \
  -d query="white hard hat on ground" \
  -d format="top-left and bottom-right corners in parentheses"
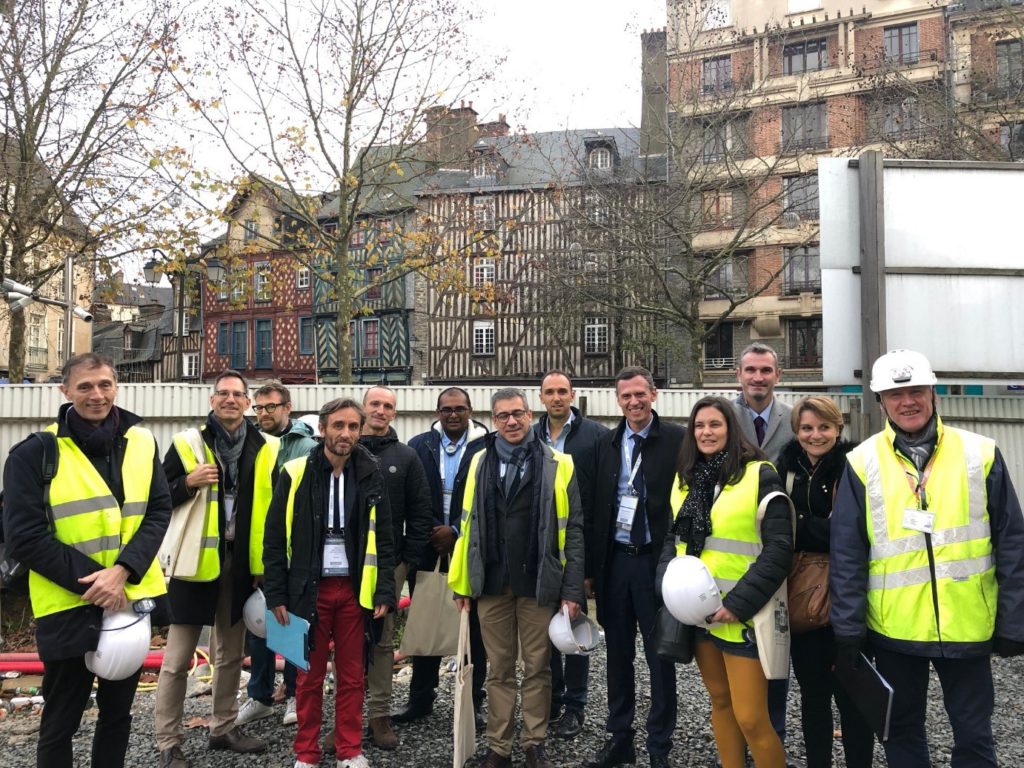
top-left (85, 609), bottom-right (152, 681)
top-left (244, 588), bottom-right (268, 638)
top-left (662, 555), bottom-right (723, 626)
top-left (869, 349), bottom-right (937, 393)
top-left (548, 604), bottom-right (604, 655)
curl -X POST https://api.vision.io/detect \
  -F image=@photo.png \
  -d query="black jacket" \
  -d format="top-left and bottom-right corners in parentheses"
top-left (2, 404), bottom-right (172, 661)
top-left (588, 411), bottom-right (685, 625)
top-left (775, 439), bottom-right (857, 553)
top-left (534, 407), bottom-right (609, 519)
top-left (262, 443), bottom-right (396, 630)
top-left (657, 463), bottom-right (793, 623)
top-left (359, 427), bottom-right (432, 568)
top-left (162, 415), bottom-right (279, 626)
top-left (407, 419), bottom-right (489, 570)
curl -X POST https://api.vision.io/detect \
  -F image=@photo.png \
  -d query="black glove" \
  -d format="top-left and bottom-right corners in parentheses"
top-left (994, 637), bottom-right (1024, 658)
top-left (834, 635), bottom-right (865, 671)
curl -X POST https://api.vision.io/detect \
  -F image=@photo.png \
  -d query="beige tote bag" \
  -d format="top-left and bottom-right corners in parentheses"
top-left (751, 490), bottom-right (795, 680)
top-left (399, 559), bottom-right (460, 657)
top-left (453, 609), bottom-right (476, 768)
top-left (158, 428), bottom-right (209, 578)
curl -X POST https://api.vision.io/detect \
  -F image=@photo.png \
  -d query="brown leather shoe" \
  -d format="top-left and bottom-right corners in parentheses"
top-left (208, 727), bottom-right (267, 753)
top-left (483, 748), bottom-right (513, 768)
top-left (159, 746), bottom-right (189, 768)
top-left (526, 744), bottom-right (555, 768)
top-left (368, 715), bottom-right (398, 750)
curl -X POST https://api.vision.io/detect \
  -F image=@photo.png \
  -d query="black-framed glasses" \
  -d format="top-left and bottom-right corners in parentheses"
top-left (494, 409), bottom-right (528, 423)
top-left (439, 406), bottom-right (469, 416)
top-left (214, 389), bottom-right (249, 400)
top-left (253, 402), bottom-right (285, 414)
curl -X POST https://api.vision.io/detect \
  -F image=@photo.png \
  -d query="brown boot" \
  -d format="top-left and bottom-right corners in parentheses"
top-left (525, 744), bottom-right (555, 768)
top-left (368, 715), bottom-right (398, 750)
top-left (483, 749), bottom-right (513, 768)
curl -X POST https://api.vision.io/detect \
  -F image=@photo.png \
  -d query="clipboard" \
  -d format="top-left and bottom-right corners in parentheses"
top-left (265, 608), bottom-right (310, 671)
top-left (834, 651), bottom-right (893, 742)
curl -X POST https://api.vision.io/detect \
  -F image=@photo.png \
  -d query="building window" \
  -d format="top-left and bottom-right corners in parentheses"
top-left (784, 175), bottom-right (819, 218)
top-left (588, 147), bottom-right (612, 169)
top-left (299, 317), bottom-right (315, 355)
top-left (366, 267), bottom-right (383, 300)
top-left (361, 319), bottom-right (379, 358)
top-left (296, 266), bottom-right (310, 289)
top-left (703, 258), bottom-right (737, 299)
top-left (179, 311), bottom-right (191, 336)
top-left (783, 39), bottom-right (827, 75)
top-left (881, 96), bottom-right (923, 139)
top-left (695, 188), bottom-right (746, 228)
top-left (584, 190), bottom-right (610, 224)
top-left (255, 319), bottom-right (272, 368)
top-left (996, 39), bottom-right (1023, 96)
top-left (183, 352), bottom-right (199, 379)
top-left (254, 261), bottom-right (271, 301)
top-left (884, 23), bottom-right (919, 66)
top-left (472, 320), bottom-right (495, 356)
top-left (472, 257), bottom-right (496, 286)
top-left (217, 321), bottom-right (229, 354)
top-left (348, 226), bottom-right (365, 248)
top-left (702, 114), bottom-right (749, 163)
top-left (784, 245), bottom-right (821, 294)
top-left (583, 316), bottom-right (609, 355)
top-left (376, 218), bottom-right (392, 244)
top-left (231, 321), bottom-right (247, 369)
top-left (704, 322), bottom-right (735, 368)
top-left (217, 274), bottom-right (229, 301)
top-left (231, 269), bottom-right (245, 303)
top-left (472, 155), bottom-right (493, 179)
top-left (28, 312), bottom-right (45, 350)
top-left (1000, 122), bottom-right (1024, 160)
top-left (781, 102), bottom-right (827, 150)
top-left (57, 318), bottom-right (65, 361)
top-left (242, 219), bottom-right (259, 243)
top-left (473, 197), bottom-right (496, 230)
top-left (323, 221), bottom-right (338, 235)
top-left (703, 55), bottom-right (733, 93)
top-left (789, 318), bottom-right (823, 367)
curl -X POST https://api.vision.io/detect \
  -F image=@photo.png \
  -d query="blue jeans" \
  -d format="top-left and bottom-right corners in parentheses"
top-left (247, 629), bottom-right (297, 704)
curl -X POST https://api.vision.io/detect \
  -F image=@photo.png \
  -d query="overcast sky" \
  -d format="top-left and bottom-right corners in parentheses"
top-left (465, 1), bottom-right (667, 133)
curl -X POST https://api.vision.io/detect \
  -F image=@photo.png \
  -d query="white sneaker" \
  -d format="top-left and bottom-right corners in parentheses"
top-left (235, 697), bottom-right (273, 725)
top-left (283, 697), bottom-right (298, 725)
top-left (338, 755), bottom-right (370, 768)
top-left (295, 762), bottom-right (317, 768)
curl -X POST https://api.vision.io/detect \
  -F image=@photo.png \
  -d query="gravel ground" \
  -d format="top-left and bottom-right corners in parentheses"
top-left (1, 641), bottom-right (1022, 767)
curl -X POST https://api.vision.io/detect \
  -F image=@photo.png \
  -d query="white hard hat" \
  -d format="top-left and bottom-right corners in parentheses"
top-left (244, 589), bottom-right (268, 638)
top-left (548, 605), bottom-right (604, 655)
top-left (869, 349), bottom-right (937, 393)
top-left (85, 609), bottom-right (152, 681)
top-left (662, 555), bottom-right (722, 626)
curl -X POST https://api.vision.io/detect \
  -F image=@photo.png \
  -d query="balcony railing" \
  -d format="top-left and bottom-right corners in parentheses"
top-left (27, 347), bottom-right (48, 366)
top-left (783, 278), bottom-right (822, 295)
top-left (703, 356), bottom-right (737, 370)
top-left (781, 135), bottom-right (829, 153)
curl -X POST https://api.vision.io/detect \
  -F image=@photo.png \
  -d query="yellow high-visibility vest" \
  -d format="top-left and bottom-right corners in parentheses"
top-left (29, 424), bottom-right (167, 619)
top-left (847, 420), bottom-right (996, 645)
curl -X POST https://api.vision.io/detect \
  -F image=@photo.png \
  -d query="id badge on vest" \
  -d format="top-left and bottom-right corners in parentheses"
top-left (903, 508), bottom-right (935, 534)
top-left (616, 493), bottom-right (639, 533)
top-left (322, 532), bottom-right (349, 576)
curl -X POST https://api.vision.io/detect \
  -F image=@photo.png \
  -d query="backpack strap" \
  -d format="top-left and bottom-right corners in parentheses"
top-left (33, 431), bottom-right (59, 529)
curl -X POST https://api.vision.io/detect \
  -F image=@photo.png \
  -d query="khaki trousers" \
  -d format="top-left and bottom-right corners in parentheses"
top-left (476, 587), bottom-right (555, 757)
top-left (154, 554), bottom-right (248, 749)
top-left (365, 562), bottom-right (408, 717)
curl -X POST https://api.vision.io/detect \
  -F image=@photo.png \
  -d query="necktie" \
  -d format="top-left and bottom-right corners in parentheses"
top-left (630, 434), bottom-right (647, 546)
top-left (754, 415), bottom-right (767, 447)
top-left (504, 447), bottom-right (526, 499)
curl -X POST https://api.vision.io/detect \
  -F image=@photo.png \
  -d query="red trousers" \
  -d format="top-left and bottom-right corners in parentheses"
top-left (294, 576), bottom-right (366, 763)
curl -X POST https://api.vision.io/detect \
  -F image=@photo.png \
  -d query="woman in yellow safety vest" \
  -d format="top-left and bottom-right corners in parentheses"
top-left (660, 396), bottom-right (792, 768)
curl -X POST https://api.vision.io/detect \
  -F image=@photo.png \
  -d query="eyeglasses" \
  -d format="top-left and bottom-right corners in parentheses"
top-left (253, 402), bottom-right (285, 414)
top-left (493, 409), bottom-right (528, 423)
top-left (214, 390), bottom-right (249, 400)
top-left (439, 406), bottom-right (469, 416)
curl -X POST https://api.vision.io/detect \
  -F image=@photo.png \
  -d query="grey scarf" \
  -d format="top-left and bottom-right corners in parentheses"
top-left (209, 413), bottom-right (247, 493)
top-left (892, 413), bottom-right (939, 473)
top-left (494, 430), bottom-right (535, 498)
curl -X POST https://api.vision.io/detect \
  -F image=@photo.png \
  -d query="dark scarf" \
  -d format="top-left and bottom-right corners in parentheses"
top-left (494, 430), bottom-right (535, 498)
top-left (891, 413), bottom-right (939, 473)
top-left (66, 406), bottom-right (120, 458)
top-left (674, 450), bottom-right (728, 557)
top-left (208, 413), bottom-right (247, 493)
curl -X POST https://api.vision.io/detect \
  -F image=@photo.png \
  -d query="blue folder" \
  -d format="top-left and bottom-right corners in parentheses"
top-left (265, 608), bottom-right (310, 671)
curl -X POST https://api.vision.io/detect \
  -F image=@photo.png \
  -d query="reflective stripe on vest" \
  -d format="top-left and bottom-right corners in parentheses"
top-left (449, 448), bottom-right (575, 597)
top-left (283, 457), bottom-right (378, 610)
top-left (29, 424), bottom-right (167, 619)
top-left (171, 430), bottom-right (221, 582)
top-left (670, 463), bottom-right (765, 643)
top-left (848, 420), bottom-right (997, 644)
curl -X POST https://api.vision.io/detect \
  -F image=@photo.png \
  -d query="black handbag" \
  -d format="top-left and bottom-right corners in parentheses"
top-left (651, 606), bottom-right (695, 665)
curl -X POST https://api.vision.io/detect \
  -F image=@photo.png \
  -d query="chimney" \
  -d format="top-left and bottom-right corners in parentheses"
top-left (422, 102), bottom-right (479, 167)
top-left (477, 113), bottom-right (510, 138)
top-left (640, 29), bottom-right (668, 157)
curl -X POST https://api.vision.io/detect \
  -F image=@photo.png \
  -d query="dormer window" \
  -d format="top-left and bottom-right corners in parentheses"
top-left (472, 155), bottom-right (492, 179)
top-left (589, 147), bottom-right (612, 170)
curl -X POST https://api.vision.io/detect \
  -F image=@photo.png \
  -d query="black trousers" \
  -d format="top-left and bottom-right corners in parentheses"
top-left (874, 647), bottom-right (997, 768)
top-left (602, 549), bottom-right (677, 758)
top-left (791, 627), bottom-right (875, 768)
top-left (38, 655), bottom-right (141, 768)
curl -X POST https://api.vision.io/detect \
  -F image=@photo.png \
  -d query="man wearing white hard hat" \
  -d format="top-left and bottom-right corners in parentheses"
top-left (1, 352), bottom-right (172, 768)
top-left (830, 349), bottom-right (1024, 767)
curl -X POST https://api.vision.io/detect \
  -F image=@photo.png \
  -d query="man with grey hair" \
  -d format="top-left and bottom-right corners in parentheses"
top-left (449, 388), bottom-right (585, 768)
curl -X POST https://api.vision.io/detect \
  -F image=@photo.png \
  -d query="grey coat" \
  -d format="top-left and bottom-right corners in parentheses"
top-left (456, 436), bottom-right (585, 608)
top-left (731, 395), bottom-right (794, 464)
